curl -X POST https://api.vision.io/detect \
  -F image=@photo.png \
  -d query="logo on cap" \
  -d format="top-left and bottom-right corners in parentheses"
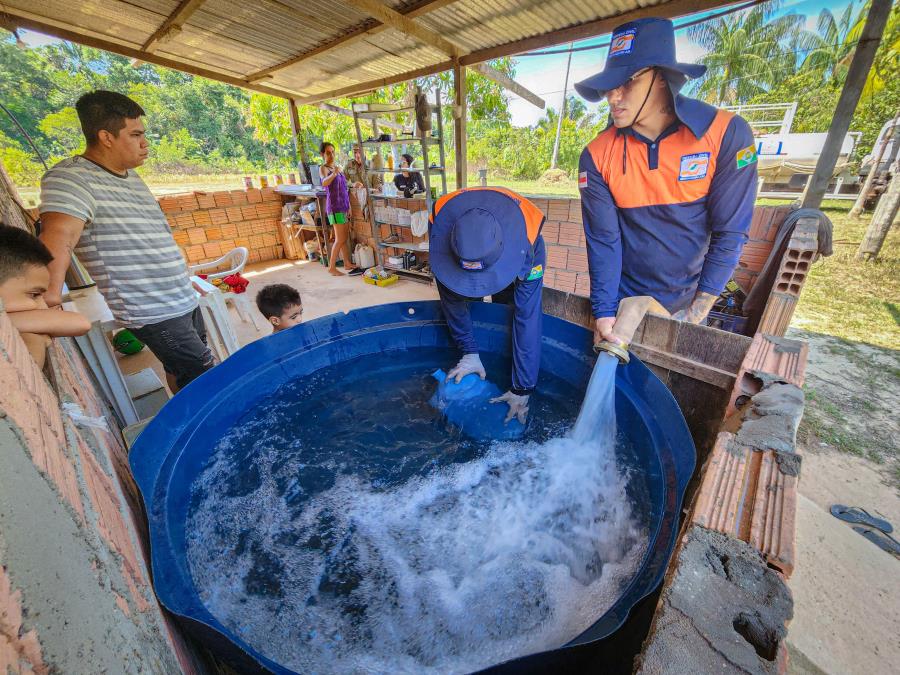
top-left (678, 152), bottom-right (710, 181)
top-left (460, 260), bottom-right (484, 270)
top-left (609, 29), bottom-right (636, 57)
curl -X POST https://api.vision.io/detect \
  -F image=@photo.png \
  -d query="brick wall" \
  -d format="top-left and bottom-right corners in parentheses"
top-left (157, 187), bottom-right (285, 267)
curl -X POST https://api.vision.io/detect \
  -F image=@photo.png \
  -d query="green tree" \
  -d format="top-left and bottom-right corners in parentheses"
top-left (38, 107), bottom-right (84, 156)
top-left (688, 4), bottom-right (804, 104)
top-left (797, 3), bottom-right (859, 84)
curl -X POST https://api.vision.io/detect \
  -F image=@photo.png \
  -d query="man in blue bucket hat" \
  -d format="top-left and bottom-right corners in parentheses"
top-left (430, 187), bottom-right (546, 425)
top-left (574, 17), bottom-right (758, 345)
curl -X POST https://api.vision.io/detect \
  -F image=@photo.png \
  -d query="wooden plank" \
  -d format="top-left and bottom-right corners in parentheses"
top-left (2, 11), bottom-right (294, 99)
top-left (470, 63), bottom-right (544, 109)
top-left (453, 59), bottom-right (467, 189)
top-left (630, 344), bottom-right (737, 391)
top-left (142, 0), bottom-right (208, 53)
top-left (246, 0), bottom-right (459, 82)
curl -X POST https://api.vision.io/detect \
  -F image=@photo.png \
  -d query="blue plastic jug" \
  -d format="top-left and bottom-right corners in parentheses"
top-left (429, 369), bottom-right (526, 441)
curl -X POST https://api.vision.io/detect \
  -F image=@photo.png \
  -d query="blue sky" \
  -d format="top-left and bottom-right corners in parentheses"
top-left (17, 0), bottom-right (857, 127)
top-left (507, 0), bottom-right (858, 126)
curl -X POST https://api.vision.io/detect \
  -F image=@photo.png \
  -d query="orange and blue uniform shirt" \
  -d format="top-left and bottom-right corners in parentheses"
top-left (578, 95), bottom-right (758, 318)
top-left (432, 188), bottom-right (546, 395)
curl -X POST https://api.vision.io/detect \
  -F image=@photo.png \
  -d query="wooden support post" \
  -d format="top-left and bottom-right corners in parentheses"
top-left (856, 164), bottom-right (900, 261)
top-left (453, 59), bottom-right (467, 190)
top-left (850, 111), bottom-right (900, 218)
top-left (288, 98), bottom-right (310, 184)
top-left (802, 0), bottom-right (892, 209)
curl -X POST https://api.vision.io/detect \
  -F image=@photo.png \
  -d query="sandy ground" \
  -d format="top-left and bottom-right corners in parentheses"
top-left (786, 328), bottom-right (900, 675)
top-left (106, 265), bottom-right (900, 672)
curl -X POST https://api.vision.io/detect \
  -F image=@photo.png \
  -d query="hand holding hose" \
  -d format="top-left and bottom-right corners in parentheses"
top-left (594, 317), bottom-right (617, 348)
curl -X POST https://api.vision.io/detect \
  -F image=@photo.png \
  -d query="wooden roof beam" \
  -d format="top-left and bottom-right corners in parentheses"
top-left (470, 63), bottom-right (544, 109)
top-left (142, 0), bottom-right (208, 53)
top-left (295, 59), bottom-right (454, 105)
top-left (246, 0), bottom-right (461, 83)
top-left (313, 102), bottom-right (404, 131)
top-left (459, 0), bottom-right (741, 65)
top-left (341, 0), bottom-right (461, 58)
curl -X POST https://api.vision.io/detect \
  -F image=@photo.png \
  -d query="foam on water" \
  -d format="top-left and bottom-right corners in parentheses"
top-left (186, 350), bottom-right (645, 673)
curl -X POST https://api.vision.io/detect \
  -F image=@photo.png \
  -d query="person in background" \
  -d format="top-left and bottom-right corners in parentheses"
top-left (0, 223), bottom-right (91, 369)
top-left (393, 153), bottom-right (425, 198)
top-left (38, 90), bottom-right (214, 393)
top-left (255, 283), bottom-right (303, 333)
top-left (574, 18), bottom-right (757, 345)
top-left (430, 187), bottom-right (546, 425)
top-left (344, 144), bottom-right (384, 192)
top-left (319, 142), bottom-right (363, 277)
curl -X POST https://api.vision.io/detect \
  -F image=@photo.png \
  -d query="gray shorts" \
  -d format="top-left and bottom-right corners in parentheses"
top-left (132, 307), bottom-right (215, 389)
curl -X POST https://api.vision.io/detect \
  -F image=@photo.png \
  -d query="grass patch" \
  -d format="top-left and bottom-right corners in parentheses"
top-left (756, 198), bottom-right (900, 350)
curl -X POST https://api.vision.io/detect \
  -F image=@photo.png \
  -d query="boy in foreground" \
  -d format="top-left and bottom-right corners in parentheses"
top-left (255, 284), bottom-right (303, 333)
top-left (0, 224), bottom-right (91, 368)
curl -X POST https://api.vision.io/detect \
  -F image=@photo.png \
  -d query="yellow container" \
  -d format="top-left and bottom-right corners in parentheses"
top-left (363, 274), bottom-right (399, 287)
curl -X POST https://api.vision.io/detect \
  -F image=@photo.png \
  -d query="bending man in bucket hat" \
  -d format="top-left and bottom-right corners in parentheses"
top-left (574, 17), bottom-right (758, 345)
top-left (430, 187), bottom-right (546, 425)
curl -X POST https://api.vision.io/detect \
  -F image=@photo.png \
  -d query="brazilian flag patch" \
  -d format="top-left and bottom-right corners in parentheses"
top-left (736, 144), bottom-right (758, 169)
top-left (527, 264), bottom-right (544, 281)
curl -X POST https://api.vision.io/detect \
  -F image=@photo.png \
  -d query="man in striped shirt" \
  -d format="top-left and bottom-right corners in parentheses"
top-left (39, 90), bottom-right (214, 392)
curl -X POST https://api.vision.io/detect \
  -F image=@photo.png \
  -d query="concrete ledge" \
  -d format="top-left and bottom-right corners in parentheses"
top-left (636, 526), bottom-right (793, 675)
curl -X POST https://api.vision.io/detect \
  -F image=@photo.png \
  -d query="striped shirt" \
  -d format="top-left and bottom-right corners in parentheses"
top-left (39, 156), bottom-right (197, 327)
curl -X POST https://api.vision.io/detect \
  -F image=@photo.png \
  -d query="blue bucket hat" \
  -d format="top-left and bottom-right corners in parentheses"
top-left (430, 189), bottom-right (531, 297)
top-left (574, 17), bottom-right (706, 102)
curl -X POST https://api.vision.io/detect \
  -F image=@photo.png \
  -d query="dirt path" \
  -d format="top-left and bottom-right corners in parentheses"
top-left (786, 329), bottom-right (900, 675)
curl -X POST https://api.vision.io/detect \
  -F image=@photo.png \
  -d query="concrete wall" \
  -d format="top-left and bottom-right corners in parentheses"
top-left (1, 166), bottom-right (203, 673)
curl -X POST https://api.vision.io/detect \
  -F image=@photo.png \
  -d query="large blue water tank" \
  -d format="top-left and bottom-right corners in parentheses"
top-left (130, 301), bottom-right (695, 673)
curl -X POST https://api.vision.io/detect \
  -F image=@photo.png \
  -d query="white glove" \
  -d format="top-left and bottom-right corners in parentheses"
top-left (490, 391), bottom-right (530, 425)
top-left (446, 353), bottom-right (486, 383)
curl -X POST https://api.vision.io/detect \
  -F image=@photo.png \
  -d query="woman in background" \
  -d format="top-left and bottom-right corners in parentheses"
top-left (320, 142), bottom-right (363, 276)
top-left (393, 153), bottom-right (425, 198)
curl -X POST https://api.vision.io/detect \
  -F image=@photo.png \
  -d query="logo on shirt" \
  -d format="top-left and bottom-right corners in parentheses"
top-left (460, 260), bottom-right (484, 270)
top-left (678, 152), bottom-right (710, 181)
top-left (526, 264), bottom-right (544, 281)
top-left (609, 29), bottom-right (636, 57)
top-left (736, 144), bottom-right (759, 169)
top-left (578, 171), bottom-right (588, 189)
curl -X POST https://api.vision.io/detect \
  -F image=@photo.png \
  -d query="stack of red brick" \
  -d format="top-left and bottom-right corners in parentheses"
top-left (529, 197), bottom-right (590, 297)
top-left (157, 188), bottom-right (285, 267)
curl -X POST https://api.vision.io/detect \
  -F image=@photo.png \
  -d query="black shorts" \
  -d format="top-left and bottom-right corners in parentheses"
top-left (132, 307), bottom-right (215, 389)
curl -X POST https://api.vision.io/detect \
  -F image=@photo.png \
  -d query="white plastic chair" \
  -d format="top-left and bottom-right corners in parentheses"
top-left (188, 247), bottom-right (248, 280)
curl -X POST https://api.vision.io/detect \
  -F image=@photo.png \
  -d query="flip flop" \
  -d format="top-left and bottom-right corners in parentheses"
top-left (852, 526), bottom-right (900, 559)
top-left (830, 505), bottom-right (893, 533)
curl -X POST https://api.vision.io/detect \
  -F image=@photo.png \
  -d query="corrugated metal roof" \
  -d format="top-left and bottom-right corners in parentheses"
top-left (2, 0), bottom-right (730, 102)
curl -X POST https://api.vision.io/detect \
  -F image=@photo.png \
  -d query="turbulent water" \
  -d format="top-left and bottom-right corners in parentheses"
top-left (186, 349), bottom-right (646, 673)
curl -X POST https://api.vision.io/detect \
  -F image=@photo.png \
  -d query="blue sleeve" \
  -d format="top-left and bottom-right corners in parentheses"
top-left (436, 281), bottom-right (479, 354)
top-left (579, 147), bottom-right (622, 318)
top-left (511, 238), bottom-right (545, 395)
top-left (700, 115), bottom-right (758, 296)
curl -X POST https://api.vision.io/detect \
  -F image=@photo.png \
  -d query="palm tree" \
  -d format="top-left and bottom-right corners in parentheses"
top-left (798, 3), bottom-right (859, 83)
top-left (844, 0), bottom-right (900, 96)
top-left (688, 3), bottom-right (804, 105)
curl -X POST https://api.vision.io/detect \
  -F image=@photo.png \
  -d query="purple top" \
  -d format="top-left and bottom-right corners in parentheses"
top-left (323, 168), bottom-right (350, 214)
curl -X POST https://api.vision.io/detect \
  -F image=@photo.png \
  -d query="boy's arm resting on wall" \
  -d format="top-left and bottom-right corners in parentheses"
top-left (7, 307), bottom-right (92, 337)
top-left (38, 212), bottom-right (87, 307)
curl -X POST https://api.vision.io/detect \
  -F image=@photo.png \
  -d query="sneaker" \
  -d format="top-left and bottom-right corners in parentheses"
top-left (348, 267), bottom-right (365, 276)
